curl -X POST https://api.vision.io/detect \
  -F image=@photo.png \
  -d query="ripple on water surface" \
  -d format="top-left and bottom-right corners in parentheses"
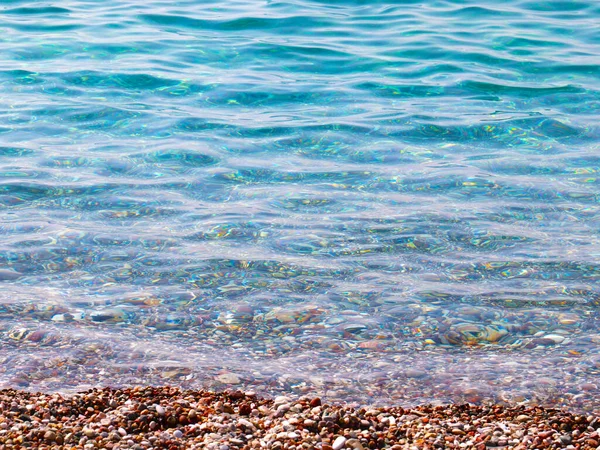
top-left (0, 0), bottom-right (600, 411)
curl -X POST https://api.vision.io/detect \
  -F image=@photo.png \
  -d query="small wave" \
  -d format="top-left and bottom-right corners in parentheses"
top-left (0, 147), bottom-right (34, 157)
top-left (2, 6), bottom-right (71, 15)
top-left (521, 0), bottom-right (591, 12)
top-left (461, 80), bottom-right (584, 97)
top-left (433, 5), bottom-right (521, 18)
top-left (62, 71), bottom-right (180, 91)
top-left (0, 22), bottom-right (81, 32)
top-left (139, 13), bottom-right (333, 31)
top-left (134, 149), bottom-right (220, 167)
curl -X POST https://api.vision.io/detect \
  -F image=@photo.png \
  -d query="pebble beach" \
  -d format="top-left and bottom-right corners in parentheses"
top-left (1, 387), bottom-right (599, 449)
top-left (1, 1), bottom-right (600, 445)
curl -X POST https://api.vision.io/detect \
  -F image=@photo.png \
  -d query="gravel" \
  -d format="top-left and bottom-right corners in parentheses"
top-left (0, 387), bottom-right (599, 449)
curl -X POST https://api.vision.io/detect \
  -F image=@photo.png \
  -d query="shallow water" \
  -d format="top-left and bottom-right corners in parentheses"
top-left (1, 0), bottom-right (600, 411)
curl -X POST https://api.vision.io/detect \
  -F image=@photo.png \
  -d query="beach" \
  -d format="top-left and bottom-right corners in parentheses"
top-left (1, 0), bottom-right (600, 441)
top-left (1, 387), bottom-right (599, 449)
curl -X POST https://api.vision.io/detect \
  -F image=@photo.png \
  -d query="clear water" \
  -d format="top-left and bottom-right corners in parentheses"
top-left (1, 0), bottom-right (600, 411)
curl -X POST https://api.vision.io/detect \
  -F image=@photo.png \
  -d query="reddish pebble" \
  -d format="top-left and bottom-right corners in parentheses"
top-left (239, 403), bottom-right (252, 416)
top-left (310, 397), bottom-right (321, 407)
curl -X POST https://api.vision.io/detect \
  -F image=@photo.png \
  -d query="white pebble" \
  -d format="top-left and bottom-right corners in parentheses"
top-left (333, 436), bottom-right (347, 450)
top-left (173, 430), bottom-right (183, 438)
top-left (275, 404), bottom-right (290, 417)
top-left (238, 419), bottom-right (255, 430)
top-left (543, 334), bottom-right (565, 344)
top-left (274, 396), bottom-right (290, 406)
top-left (155, 405), bottom-right (166, 416)
top-left (216, 373), bottom-right (240, 384)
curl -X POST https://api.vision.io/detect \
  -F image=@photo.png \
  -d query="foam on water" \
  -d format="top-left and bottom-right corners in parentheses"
top-left (0, 0), bottom-right (600, 410)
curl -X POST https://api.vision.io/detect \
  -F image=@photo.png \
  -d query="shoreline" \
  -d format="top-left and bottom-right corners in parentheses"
top-left (0, 387), bottom-right (598, 449)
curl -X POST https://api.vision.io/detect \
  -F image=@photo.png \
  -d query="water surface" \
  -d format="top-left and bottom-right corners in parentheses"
top-left (1, 0), bottom-right (600, 411)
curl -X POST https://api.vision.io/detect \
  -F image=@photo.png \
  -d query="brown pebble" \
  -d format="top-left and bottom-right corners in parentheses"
top-left (310, 398), bottom-right (322, 407)
top-left (223, 403), bottom-right (235, 414)
top-left (239, 403), bottom-right (252, 416)
top-left (346, 438), bottom-right (365, 449)
top-left (538, 430), bottom-right (555, 439)
top-left (166, 415), bottom-right (178, 427)
top-left (44, 431), bottom-right (56, 442)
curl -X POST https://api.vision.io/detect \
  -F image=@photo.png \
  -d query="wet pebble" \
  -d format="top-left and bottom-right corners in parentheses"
top-left (0, 269), bottom-right (21, 280)
top-left (217, 373), bottom-right (241, 384)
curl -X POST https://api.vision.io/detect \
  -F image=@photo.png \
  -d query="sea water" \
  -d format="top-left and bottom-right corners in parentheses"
top-left (1, 0), bottom-right (600, 411)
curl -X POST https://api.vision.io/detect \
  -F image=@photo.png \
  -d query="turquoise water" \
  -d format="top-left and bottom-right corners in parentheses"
top-left (1, 0), bottom-right (600, 410)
